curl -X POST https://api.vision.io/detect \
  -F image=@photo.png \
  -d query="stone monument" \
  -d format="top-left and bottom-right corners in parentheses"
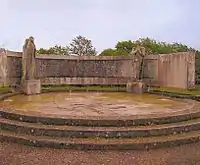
top-left (126, 41), bottom-right (148, 94)
top-left (21, 36), bottom-right (41, 95)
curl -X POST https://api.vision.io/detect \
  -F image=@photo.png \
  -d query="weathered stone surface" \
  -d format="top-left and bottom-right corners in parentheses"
top-left (126, 81), bottom-right (148, 94)
top-left (4, 51), bottom-right (196, 89)
top-left (21, 37), bottom-right (36, 83)
top-left (1, 91), bottom-right (198, 126)
top-left (0, 48), bottom-right (7, 86)
top-left (23, 79), bottom-right (41, 95)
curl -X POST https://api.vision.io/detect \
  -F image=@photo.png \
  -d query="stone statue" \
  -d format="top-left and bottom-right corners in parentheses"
top-left (21, 36), bottom-right (36, 83)
top-left (130, 41), bottom-right (147, 80)
top-left (130, 41), bottom-right (146, 58)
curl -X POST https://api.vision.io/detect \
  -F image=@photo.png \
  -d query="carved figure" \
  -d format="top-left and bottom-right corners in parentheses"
top-left (130, 41), bottom-right (146, 58)
top-left (130, 41), bottom-right (147, 80)
top-left (21, 36), bottom-right (36, 83)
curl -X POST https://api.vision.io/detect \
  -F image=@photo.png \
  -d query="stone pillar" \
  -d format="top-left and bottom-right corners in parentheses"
top-left (187, 52), bottom-right (196, 89)
top-left (21, 36), bottom-right (41, 95)
top-left (0, 49), bottom-right (7, 87)
top-left (126, 81), bottom-right (148, 94)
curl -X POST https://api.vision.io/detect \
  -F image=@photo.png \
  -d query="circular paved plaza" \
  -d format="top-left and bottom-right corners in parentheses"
top-left (0, 92), bottom-right (197, 119)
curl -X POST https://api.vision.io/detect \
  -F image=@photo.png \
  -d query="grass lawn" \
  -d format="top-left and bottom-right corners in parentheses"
top-left (150, 85), bottom-right (200, 96)
top-left (0, 85), bottom-right (200, 96)
top-left (0, 86), bottom-right (12, 94)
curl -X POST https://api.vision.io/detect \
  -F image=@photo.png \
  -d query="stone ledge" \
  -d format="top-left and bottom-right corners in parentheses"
top-left (1, 105), bottom-right (200, 127)
top-left (0, 93), bottom-right (18, 100)
top-left (1, 117), bottom-right (200, 138)
top-left (1, 130), bottom-right (200, 150)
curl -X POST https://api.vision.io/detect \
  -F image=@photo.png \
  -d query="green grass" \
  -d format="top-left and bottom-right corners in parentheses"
top-left (42, 85), bottom-right (200, 96)
top-left (0, 86), bottom-right (11, 93)
top-left (150, 86), bottom-right (200, 96)
top-left (1, 85), bottom-right (200, 96)
top-left (41, 85), bottom-right (127, 92)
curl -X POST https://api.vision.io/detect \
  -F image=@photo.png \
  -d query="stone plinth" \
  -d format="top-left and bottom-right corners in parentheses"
top-left (23, 79), bottom-right (41, 95)
top-left (126, 81), bottom-right (148, 94)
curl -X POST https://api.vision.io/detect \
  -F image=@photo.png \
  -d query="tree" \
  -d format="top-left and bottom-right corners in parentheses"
top-left (115, 40), bottom-right (135, 55)
top-left (100, 38), bottom-right (195, 56)
top-left (69, 36), bottom-right (97, 56)
top-left (37, 45), bottom-right (69, 55)
top-left (36, 48), bottom-right (50, 54)
top-left (99, 40), bottom-right (135, 56)
top-left (99, 48), bottom-right (116, 56)
top-left (49, 45), bottom-right (69, 55)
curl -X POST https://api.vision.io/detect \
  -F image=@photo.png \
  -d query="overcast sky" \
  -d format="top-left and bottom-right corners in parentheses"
top-left (1, 0), bottom-right (200, 53)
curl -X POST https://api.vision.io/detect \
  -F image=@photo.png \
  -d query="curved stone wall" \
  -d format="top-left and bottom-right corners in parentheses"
top-left (1, 50), bottom-right (196, 89)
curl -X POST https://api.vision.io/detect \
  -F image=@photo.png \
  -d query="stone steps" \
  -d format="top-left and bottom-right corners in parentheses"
top-left (1, 129), bottom-right (200, 150)
top-left (1, 107), bottom-right (200, 126)
top-left (1, 117), bottom-right (200, 138)
top-left (1, 92), bottom-right (200, 150)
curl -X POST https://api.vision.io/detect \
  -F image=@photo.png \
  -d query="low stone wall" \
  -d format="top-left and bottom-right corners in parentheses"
top-left (5, 52), bottom-right (139, 86)
top-left (0, 51), bottom-right (196, 89)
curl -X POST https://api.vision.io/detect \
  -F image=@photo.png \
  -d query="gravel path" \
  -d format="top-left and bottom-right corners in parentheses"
top-left (1, 142), bottom-right (200, 165)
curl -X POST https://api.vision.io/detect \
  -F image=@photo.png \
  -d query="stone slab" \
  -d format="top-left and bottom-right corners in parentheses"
top-left (126, 81), bottom-right (148, 94)
top-left (23, 79), bottom-right (41, 95)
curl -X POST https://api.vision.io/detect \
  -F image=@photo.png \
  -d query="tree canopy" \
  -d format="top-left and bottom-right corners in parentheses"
top-left (69, 36), bottom-right (97, 56)
top-left (37, 45), bottom-right (69, 55)
top-left (99, 38), bottom-right (195, 56)
top-left (36, 35), bottom-right (97, 56)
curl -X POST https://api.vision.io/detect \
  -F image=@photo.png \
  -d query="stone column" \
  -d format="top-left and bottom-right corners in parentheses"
top-left (0, 48), bottom-right (7, 87)
top-left (21, 36), bottom-right (41, 95)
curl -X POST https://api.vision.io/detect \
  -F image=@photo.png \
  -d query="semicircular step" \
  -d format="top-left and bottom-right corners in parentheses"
top-left (1, 117), bottom-right (200, 138)
top-left (1, 129), bottom-right (200, 150)
top-left (1, 107), bottom-right (200, 126)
